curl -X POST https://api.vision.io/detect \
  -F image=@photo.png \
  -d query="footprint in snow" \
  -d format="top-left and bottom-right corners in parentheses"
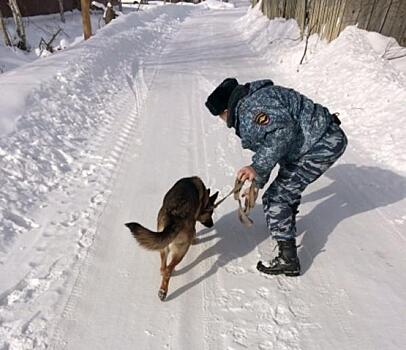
top-left (272, 305), bottom-right (294, 326)
top-left (225, 265), bottom-right (246, 275)
top-left (144, 329), bottom-right (154, 336)
top-left (90, 193), bottom-right (105, 205)
top-left (60, 211), bottom-right (81, 227)
top-left (232, 325), bottom-right (248, 347)
top-left (77, 228), bottom-right (95, 248)
top-left (256, 287), bottom-right (270, 299)
top-left (258, 340), bottom-right (274, 350)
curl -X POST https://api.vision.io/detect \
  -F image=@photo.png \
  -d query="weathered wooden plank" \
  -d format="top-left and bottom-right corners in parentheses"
top-left (318, 0), bottom-right (332, 39)
top-left (277, 0), bottom-right (286, 17)
top-left (322, 0), bottom-right (335, 41)
top-left (367, 0), bottom-right (392, 33)
top-left (295, 0), bottom-right (306, 38)
top-left (333, 0), bottom-right (347, 39)
top-left (380, 0), bottom-right (404, 39)
top-left (330, 0), bottom-right (346, 41)
top-left (285, 0), bottom-right (297, 19)
top-left (275, 0), bottom-right (284, 18)
top-left (396, 1), bottom-right (406, 46)
top-left (355, 0), bottom-right (377, 29)
top-left (340, 0), bottom-right (362, 33)
top-left (253, 0), bottom-right (404, 46)
top-left (314, 0), bottom-right (325, 36)
top-left (308, 0), bottom-right (321, 35)
top-left (402, 25), bottom-right (406, 46)
top-left (259, 0), bottom-right (266, 18)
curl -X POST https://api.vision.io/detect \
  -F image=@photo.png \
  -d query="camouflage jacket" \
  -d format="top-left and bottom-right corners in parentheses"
top-left (232, 79), bottom-right (333, 188)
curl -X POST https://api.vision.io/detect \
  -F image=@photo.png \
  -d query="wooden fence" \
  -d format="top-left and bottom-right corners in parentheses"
top-left (0, 0), bottom-right (123, 17)
top-left (251, 0), bottom-right (406, 46)
top-left (0, 0), bottom-right (79, 17)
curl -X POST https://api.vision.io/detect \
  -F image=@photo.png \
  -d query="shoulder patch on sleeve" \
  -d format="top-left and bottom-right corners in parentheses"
top-left (253, 112), bottom-right (270, 126)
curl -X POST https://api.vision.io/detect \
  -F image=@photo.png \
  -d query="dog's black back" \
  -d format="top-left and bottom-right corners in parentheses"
top-left (160, 177), bottom-right (201, 220)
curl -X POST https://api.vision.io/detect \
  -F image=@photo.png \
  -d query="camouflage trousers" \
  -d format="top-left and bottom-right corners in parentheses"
top-left (262, 122), bottom-right (348, 241)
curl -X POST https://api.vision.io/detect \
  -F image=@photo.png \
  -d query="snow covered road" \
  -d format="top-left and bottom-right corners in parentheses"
top-left (51, 7), bottom-right (280, 350)
top-left (52, 5), bottom-right (406, 350)
top-left (1, 2), bottom-right (405, 350)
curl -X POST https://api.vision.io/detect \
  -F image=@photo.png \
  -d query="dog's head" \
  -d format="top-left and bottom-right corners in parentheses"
top-left (198, 188), bottom-right (218, 228)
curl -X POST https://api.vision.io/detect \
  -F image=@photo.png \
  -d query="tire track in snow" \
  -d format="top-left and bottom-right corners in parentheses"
top-left (50, 10), bottom-right (210, 348)
top-left (49, 51), bottom-right (164, 350)
top-left (0, 89), bottom-right (142, 350)
top-left (1, 6), bottom-right (199, 349)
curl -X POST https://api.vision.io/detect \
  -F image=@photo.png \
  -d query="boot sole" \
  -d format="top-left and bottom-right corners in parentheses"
top-left (284, 272), bottom-right (300, 277)
top-left (257, 261), bottom-right (300, 277)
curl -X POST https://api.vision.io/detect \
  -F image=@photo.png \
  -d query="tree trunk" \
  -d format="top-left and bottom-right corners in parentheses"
top-left (58, 0), bottom-right (66, 23)
top-left (118, 0), bottom-right (122, 11)
top-left (81, 0), bottom-right (92, 40)
top-left (0, 9), bottom-right (12, 47)
top-left (8, 0), bottom-right (27, 50)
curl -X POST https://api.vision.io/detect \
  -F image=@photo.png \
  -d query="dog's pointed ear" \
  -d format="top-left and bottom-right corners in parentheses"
top-left (209, 191), bottom-right (219, 204)
top-left (207, 188), bottom-right (211, 196)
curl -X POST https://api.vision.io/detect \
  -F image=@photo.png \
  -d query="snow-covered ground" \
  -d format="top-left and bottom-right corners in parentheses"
top-left (0, 11), bottom-right (100, 74)
top-left (0, 3), bottom-right (160, 74)
top-left (0, 1), bottom-right (405, 349)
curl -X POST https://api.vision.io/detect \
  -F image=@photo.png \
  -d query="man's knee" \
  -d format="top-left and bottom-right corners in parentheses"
top-left (262, 182), bottom-right (301, 209)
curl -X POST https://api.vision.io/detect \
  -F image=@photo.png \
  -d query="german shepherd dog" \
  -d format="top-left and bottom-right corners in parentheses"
top-left (125, 176), bottom-right (218, 301)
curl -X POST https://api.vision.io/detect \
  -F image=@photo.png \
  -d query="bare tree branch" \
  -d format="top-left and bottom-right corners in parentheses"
top-left (39, 28), bottom-right (62, 55)
top-left (299, 27), bottom-right (310, 66)
top-left (299, 0), bottom-right (313, 67)
top-left (387, 53), bottom-right (406, 60)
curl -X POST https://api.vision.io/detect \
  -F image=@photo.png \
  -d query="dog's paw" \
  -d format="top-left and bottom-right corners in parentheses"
top-left (158, 288), bottom-right (167, 301)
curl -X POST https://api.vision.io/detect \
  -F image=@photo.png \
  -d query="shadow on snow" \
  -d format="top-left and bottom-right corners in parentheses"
top-left (163, 163), bottom-right (405, 300)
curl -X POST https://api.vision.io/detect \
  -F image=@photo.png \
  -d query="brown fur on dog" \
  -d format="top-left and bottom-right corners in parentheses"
top-left (125, 176), bottom-right (218, 301)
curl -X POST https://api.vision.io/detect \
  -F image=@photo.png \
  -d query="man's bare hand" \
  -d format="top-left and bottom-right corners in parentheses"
top-left (237, 166), bottom-right (257, 182)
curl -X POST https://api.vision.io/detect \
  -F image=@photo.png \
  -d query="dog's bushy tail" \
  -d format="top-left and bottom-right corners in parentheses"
top-left (125, 220), bottom-right (182, 250)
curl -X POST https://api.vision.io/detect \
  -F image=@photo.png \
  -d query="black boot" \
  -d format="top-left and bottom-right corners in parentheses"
top-left (257, 240), bottom-right (301, 276)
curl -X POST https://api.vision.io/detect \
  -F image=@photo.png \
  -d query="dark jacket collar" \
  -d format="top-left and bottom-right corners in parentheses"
top-left (227, 83), bottom-right (250, 137)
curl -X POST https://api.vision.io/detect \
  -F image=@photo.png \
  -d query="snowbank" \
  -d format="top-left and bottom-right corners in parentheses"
top-left (0, 11), bottom-right (101, 75)
top-left (237, 3), bottom-right (406, 174)
top-left (0, 4), bottom-right (196, 255)
top-left (0, 4), bottom-right (199, 349)
top-left (203, 0), bottom-right (235, 10)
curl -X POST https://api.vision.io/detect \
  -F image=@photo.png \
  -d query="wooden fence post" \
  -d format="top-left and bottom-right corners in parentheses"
top-left (81, 0), bottom-right (92, 40)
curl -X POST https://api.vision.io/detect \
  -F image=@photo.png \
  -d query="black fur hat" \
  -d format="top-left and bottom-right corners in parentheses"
top-left (205, 78), bottom-right (239, 116)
